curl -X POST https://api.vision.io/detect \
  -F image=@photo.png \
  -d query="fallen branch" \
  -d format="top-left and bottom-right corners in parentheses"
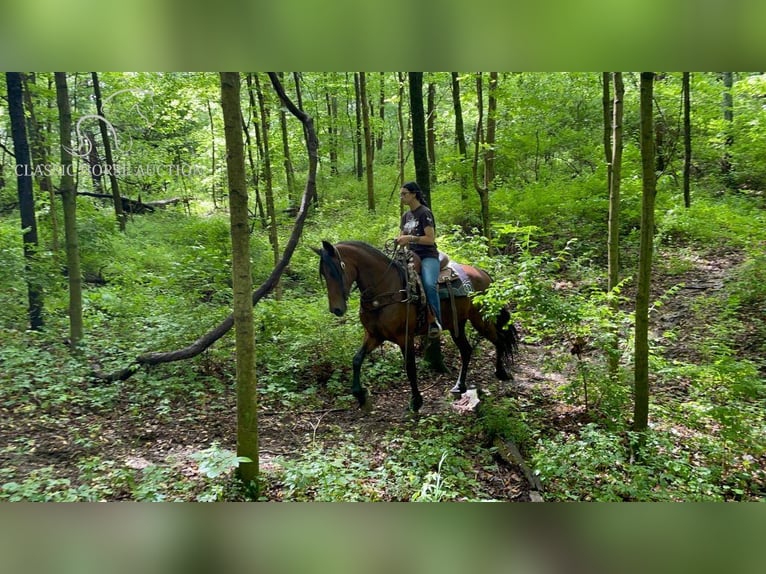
top-left (95, 73), bottom-right (318, 383)
top-left (493, 436), bottom-right (544, 502)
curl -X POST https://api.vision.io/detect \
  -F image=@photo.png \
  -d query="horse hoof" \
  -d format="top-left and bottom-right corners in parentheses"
top-left (449, 383), bottom-right (464, 398)
top-left (409, 395), bottom-right (423, 413)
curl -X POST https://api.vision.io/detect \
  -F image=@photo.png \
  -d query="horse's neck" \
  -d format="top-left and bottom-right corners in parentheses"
top-left (343, 246), bottom-right (400, 294)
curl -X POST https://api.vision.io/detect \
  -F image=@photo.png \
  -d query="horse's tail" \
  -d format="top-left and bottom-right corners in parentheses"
top-left (494, 306), bottom-right (519, 368)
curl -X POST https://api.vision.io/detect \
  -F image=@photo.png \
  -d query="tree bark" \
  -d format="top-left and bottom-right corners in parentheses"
top-left (397, 72), bottom-right (406, 192)
top-left (683, 72), bottom-right (692, 208)
top-left (607, 72), bottom-right (624, 380)
top-left (485, 72), bottom-right (498, 186)
top-left (377, 72), bottom-right (385, 152)
top-left (55, 72), bottom-right (83, 347)
top-left (220, 72), bottom-right (259, 487)
top-left (633, 72), bottom-right (656, 437)
top-left (408, 72), bottom-right (431, 206)
top-left (278, 73), bottom-right (296, 211)
top-left (473, 73), bottom-right (492, 249)
top-left (6, 72), bottom-right (44, 330)
top-left (451, 72), bottom-right (468, 199)
top-left (353, 73), bottom-right (363, 180)
top-left (325, 77), bottom-right (339, 177)
top-left (254, 73), bottom-right (280, 289)
top-left (602, 72), bottom-right (613, 201)
top-left (243, 74), bottom-right (267, 229)
top-left (359, 72), bottom-right (375, 211)
top-left (427, 81), bottom-right (437, 184)
top-left (97, 73), bottom-right (319, 384)
top-left (721, 72), bottom-right (734, 178)
top-left (22, 73), bottom-right (59, 252)
top-left (91, 72), bottom-right (126, 231)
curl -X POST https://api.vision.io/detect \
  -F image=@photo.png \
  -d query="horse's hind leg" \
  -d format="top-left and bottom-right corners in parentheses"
top-left (352, 333), bottom-right (381, 411)
top-left (449, 323), bottom-right (473, 397)
top-left (400, 340), bottom-right (423, 413)
top-left (468, 305), bottom-right (511, 381)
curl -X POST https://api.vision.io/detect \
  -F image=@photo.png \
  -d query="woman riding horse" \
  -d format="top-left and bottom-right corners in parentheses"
top-left (315, 240), bottom-right (518, 413)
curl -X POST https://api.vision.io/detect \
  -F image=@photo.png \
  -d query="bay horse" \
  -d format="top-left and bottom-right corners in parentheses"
top-left (314, 240), bottom-right (518, 412)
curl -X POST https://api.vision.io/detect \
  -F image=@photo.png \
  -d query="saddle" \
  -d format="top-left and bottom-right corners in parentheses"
top-left (397, 249), bottom-right (474, 334)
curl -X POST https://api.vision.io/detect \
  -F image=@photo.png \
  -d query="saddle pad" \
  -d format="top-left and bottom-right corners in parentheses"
top-left (437, 262), bottom-right (474, 298)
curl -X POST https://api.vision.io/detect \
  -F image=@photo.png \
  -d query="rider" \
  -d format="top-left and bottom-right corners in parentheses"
top-left (396, 181), bottom-right (442, 338)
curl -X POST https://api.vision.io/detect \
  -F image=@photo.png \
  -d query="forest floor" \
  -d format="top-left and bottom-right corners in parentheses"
top-left (1, 244), bottom-right (760, 501)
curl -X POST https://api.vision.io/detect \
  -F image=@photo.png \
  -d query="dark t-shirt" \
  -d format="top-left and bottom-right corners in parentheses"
top-left (401, 205), bottom-right (438, 259)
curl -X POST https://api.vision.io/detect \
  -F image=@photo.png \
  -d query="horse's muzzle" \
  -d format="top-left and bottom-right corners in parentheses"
top-left (332, 307), bottom-right (345, 317)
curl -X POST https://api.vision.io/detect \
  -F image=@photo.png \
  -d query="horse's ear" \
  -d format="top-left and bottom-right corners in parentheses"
top-left (321, 240), bottom-right (336, 255)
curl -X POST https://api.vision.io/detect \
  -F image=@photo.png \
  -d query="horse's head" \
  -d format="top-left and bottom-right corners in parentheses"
top-left (313, 240), bottom-right (353, 317)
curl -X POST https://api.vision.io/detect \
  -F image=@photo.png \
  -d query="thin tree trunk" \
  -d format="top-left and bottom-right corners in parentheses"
top-left (633, 72), bottom-right (656, 437)
top-left (91, 72), bottom-right (126, 231)
top-left (55, 72), bottom-right (83, 347)
top-left (23, 73), bottom-right (59, 252)
top-left (377, 72), bottom-right (385, 151)
top-left (326, 78), bottom-right (339, 177)
top-left (220, 72), bottom-right (259, 487)
top-left (353, 73), bottom-right (363, 180)
top-left (602, 72), bottom-right (613, 201)
top-left (408, 72), bottom-right (431, 206)
top-left (278, 73), bottom-right (296, 211)
top-left (473, 73), bottom-right (491, 249)
top-left (359, 72), bottom-right (375, 211)
top-left (607, 72), bottom-right (624, 380)
top-left (427, 81), bottom-right (437, 185)
top-left (485, 72), bottom-right (498, 186)
top-left (6, 72), bottom-right (44, 329)
top-left (84, 130), bottom-right (104, 192)
top-left (721, 72), bottom-right (734, 178)
top-left (683, 72), bottom-right (692, 208)
top-left (397, 72), bottom-right (406, 192)
top-left (451, 72), bottom-right (468, 199)
top-left (207, 98), bottom-right (218, 209)
top-left (245, 74), bottom-right (267, 228)
top-left (254, 73), bottom-right (280, 288)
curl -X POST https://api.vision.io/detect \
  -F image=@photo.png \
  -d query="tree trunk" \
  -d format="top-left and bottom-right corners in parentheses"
top-left (602, 72), bottom-right (613, 201)
top-left (22, 73), bottom-right (59, 253)
top-left (683, 72), bottom-right (692, 208)
top-left (278, 73), bottom-right (296, 212)
top-left (451, 72), bottom-right (468, 199)
top-left (473, 73), bottom-right (492, 249)
top-left (607, 72), bottom-right (624, 380)
top-left (408, 72), bottom-right (431, 206)
top-left (6, 72), bottom-right (44, 330)
top-left (84, 130), bottom-right (104, 193)
top-left (244, 74), bottom-right (267, 229)
top-left (55, 72), bottom-right (83, 348)
top-left (353, 73), bottom-right (363, 180)
top-left (325, 79), bottom-right (339, 177)
top-left (397, 72), bottom-right (406, 192)
top-left (359, 72), bottom-right (375, 212)
top-left (91, 72), bottom-right (126, 231)
top-left (207, 98), bottom-right (219, 209)
top-left (220, 72), bottom-right (259, 487)
top-left (427, 81), bottom-right (437, 185)
top-left (485, 72), bottom-right (498, 186)
top-left (254, 73), bottom-right (280, 292)
top-left (633, 72), bottom-right (656, 437)
top-left (377, 72), bottom-right (385, 152)
top-left (721, 72), bottom-right (734, 178)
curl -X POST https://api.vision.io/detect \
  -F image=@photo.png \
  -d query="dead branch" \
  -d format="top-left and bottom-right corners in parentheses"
top-left (95, 73), bottom-right (318, 383)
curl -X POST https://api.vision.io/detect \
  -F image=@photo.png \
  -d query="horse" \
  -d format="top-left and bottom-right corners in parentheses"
top-left (313, 240), bottom-right (519, 412)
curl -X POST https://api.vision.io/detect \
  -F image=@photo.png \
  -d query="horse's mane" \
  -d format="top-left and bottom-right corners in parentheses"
top-left (337, 240), bottom-right (407, 285)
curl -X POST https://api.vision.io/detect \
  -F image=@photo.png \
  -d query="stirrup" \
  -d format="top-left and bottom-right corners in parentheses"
top-left (428, 319), bottom-right (442, 338)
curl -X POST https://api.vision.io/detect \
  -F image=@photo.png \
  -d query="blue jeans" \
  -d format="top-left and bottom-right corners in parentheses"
top-left (420, 256), bottom-right (441, 324)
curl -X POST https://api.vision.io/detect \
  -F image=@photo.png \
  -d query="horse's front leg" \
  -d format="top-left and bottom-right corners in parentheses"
top-left (400, 339), bottom-right (423, 413)
top-left (449, 325), bottom-right (473, 397)
top-left (352, 332), bottom-right (380, 412)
